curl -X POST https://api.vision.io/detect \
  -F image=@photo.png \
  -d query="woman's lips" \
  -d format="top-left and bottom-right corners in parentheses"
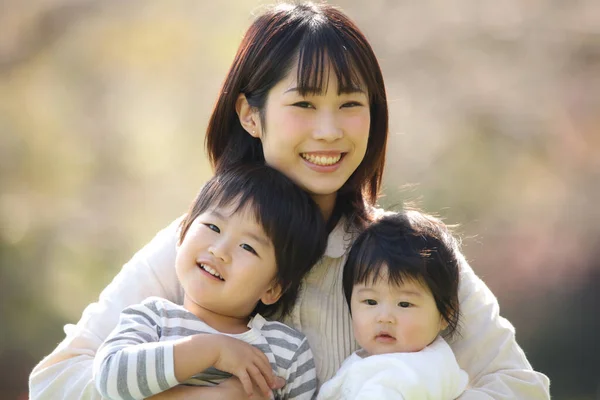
top-left (300, 152), bottom-right (346, 172)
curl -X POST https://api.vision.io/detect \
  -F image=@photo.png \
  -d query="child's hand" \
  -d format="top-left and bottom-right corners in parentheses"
top-left (211, 335), bottom-right (279, 398)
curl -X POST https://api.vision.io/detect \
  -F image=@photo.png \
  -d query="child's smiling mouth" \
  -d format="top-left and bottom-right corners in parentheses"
top-left (196, 262), bottom-right (225, 281)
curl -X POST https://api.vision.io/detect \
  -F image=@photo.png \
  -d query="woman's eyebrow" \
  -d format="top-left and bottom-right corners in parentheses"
top-left (283, 86), bottom-right (366, 94)
top-left (339, 86), bottom-right (366, 95)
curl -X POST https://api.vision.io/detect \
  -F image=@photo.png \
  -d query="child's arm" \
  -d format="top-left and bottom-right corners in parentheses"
top-left (93, 299), bottom-right (180, 400)
top-left (94, 298), bottom-right (278, 400)
top-left (281, 337), bottom-right (317, 400)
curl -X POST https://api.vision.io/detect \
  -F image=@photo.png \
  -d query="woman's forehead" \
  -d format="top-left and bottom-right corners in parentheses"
top-left (277, 53), bottom-right (368, 96)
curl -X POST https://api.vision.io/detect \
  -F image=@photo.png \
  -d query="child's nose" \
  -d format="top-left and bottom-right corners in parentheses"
top-left (208, 241), bottom-right (231, 263)
top-left (377, 307), bottom-right (395, 324)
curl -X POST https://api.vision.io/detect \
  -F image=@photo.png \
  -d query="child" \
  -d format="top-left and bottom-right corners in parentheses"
top-left (93, 164), bottom-right (327, 400)
top-left (318, 210), bottom-right (469, 400)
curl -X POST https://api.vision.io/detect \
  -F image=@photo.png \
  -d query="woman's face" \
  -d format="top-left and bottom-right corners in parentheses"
top-left (254, 62), bottom-right (370, 209)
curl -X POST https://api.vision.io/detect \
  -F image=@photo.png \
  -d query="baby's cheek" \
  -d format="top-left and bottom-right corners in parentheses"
top-left (351, 318), bottom-right (369, 348)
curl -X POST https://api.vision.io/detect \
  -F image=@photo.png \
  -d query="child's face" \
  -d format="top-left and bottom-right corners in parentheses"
top-left (350, 267), bottom-right (447, 356)
top-left (175, 202), bottom-right (280, 323)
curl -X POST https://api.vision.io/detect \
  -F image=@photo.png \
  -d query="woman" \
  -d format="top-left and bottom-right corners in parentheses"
top-left (30, 2), bottom-right (550, 399)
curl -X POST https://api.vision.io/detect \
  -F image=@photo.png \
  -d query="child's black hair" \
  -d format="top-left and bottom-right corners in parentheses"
top-left (179, 163), bottom-right (327, 319)
top-left (342, 210), bottom-right (461, 338)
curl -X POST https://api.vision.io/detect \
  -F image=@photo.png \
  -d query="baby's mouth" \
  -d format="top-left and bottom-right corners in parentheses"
top-left (375, 333), bottom-right (396, 341)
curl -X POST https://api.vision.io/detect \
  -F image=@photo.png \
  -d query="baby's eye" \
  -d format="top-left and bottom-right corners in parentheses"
top-left (293, 101), bottom-right (314, 109)
top-left (363, 299), bottom-right (377, 306)
top-left (204, 223), bottom-right (220, 233)
top-left (398, 302), bottom-right (411, 308)
top-left (240, 243), bottom-right (258, 256)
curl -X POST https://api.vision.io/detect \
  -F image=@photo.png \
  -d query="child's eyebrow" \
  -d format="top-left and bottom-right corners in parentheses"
top-left (355, 286), bottom-right (424, 297)
top-left (208, 210), bottom-right (227, 220)
top-left (355, 287), bottom-right (376, 295)
top-left (243, 231), bottom-right (271, 248)
top-left (394, 290), bottom-right (423, 298)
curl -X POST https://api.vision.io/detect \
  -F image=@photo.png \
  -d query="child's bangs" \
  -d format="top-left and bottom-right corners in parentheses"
top-left (294, 26), bottom-right (367, 96)
top-left (351, 235), bottom-right (428, 289)
top-left (208, 181), bottom-right (280, 240)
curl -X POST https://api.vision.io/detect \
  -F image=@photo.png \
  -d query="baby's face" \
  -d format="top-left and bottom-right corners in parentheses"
top-left (350, 269), bottom-right (446, 356)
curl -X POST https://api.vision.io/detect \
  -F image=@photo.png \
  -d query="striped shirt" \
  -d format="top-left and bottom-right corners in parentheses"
top-left (93, 297), bottom-right (317, 400)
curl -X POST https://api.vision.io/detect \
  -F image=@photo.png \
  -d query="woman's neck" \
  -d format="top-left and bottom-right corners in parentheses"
top-left (310, 192), bottom-right (337, 222)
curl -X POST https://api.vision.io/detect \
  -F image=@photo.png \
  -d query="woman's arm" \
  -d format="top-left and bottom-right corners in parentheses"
top-left (29, 218), bottom-right (183, 400)
top-left (451, 253), bottom-right (551, 399)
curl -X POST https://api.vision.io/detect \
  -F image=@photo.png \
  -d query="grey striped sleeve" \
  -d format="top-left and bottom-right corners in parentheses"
top-left (284, 338), bottom-right (317, 399)
top-left (260, 321), bottom-right (317, 400)
top-left (93, 299), bottom-right (179, 400)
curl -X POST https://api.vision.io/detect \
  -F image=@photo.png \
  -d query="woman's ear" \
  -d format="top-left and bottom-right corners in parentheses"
top-left (235, 93), bottom-right (261, 138)
top-left (260, 281), bottom-right (283, 306)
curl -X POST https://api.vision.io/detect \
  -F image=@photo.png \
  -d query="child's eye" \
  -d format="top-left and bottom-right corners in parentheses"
top-left (240, 243), bottom-right (258, 256)
top-left (292, 101), bottom-right (314, 109)
top-left (363, 299), bottom-right (377, 306)
top-left (398, 302), bottom-right (412, 308)
top-left (203, 223), bottom-right (220, 233)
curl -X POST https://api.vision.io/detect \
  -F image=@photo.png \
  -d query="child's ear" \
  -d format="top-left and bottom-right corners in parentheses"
top-left (235, 93), bottom-right (261, 138)
top-left (260, 281), bottom-right (283, 306)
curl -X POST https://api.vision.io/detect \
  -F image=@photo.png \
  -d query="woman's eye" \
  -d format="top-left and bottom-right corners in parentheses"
top-left (398, 302), bottom-right (411, 308)
top-left (293, 101), bottom-right (314, 109)
top-left (364, 299), bottom-right (377, 306)
top-left (341, 101), bottom-right (363, 108)
top-left (204, 223), bottom-right (220, 233)
top-left (240, 243), bottom-right (258, 256)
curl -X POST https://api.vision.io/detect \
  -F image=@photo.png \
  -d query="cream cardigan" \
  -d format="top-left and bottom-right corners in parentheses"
top-left (29, 216), bottom-right (550, 399)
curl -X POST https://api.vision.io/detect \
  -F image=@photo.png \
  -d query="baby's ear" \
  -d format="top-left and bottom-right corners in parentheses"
top-left (439, 316), bottom-right (449, 332)
top-left (261, 281), bottom-right (283, 305)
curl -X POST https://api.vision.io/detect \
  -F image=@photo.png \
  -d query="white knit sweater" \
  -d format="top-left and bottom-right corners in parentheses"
top-left (29, 216), bottom-right (550, 399)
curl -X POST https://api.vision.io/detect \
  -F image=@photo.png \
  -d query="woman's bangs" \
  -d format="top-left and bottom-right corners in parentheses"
top-left (295, 28), bottom-right (367, 96)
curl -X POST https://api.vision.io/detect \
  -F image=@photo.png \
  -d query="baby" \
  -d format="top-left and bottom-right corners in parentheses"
top-left (318, 210), bottom-right (469, 399)
top-left (93, 164), bottom-right (327, 400)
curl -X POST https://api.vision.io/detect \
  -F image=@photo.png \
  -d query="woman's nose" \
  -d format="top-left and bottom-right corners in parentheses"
top-left (313, 111), bottom-right (342, 142)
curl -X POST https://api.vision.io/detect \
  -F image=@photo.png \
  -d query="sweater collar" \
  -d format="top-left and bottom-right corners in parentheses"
top-left (323, 207), bottom-right (386, 259)
top-left (324, 216), bottom-right (355, 259)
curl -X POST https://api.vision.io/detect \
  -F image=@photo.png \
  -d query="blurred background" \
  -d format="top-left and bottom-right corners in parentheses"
top-left (1, 0), bottom-right (598, 399)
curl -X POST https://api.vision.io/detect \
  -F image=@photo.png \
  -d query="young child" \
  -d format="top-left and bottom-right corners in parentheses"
top-left (318, 210), bottom-right (469, 400)
top-left (93, 164), bottom-right (327, 400)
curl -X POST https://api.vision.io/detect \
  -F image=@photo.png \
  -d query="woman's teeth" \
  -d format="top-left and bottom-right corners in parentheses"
top-left (301, 153), bottom-right (342, 166)
top-left (199, 263), bottom-right (224, 280)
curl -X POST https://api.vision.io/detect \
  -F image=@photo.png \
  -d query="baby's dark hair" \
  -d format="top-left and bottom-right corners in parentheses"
top-left (179, 164), bottom-right (327, 319)
top-left (342, 210), bottom-right (461, 338)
